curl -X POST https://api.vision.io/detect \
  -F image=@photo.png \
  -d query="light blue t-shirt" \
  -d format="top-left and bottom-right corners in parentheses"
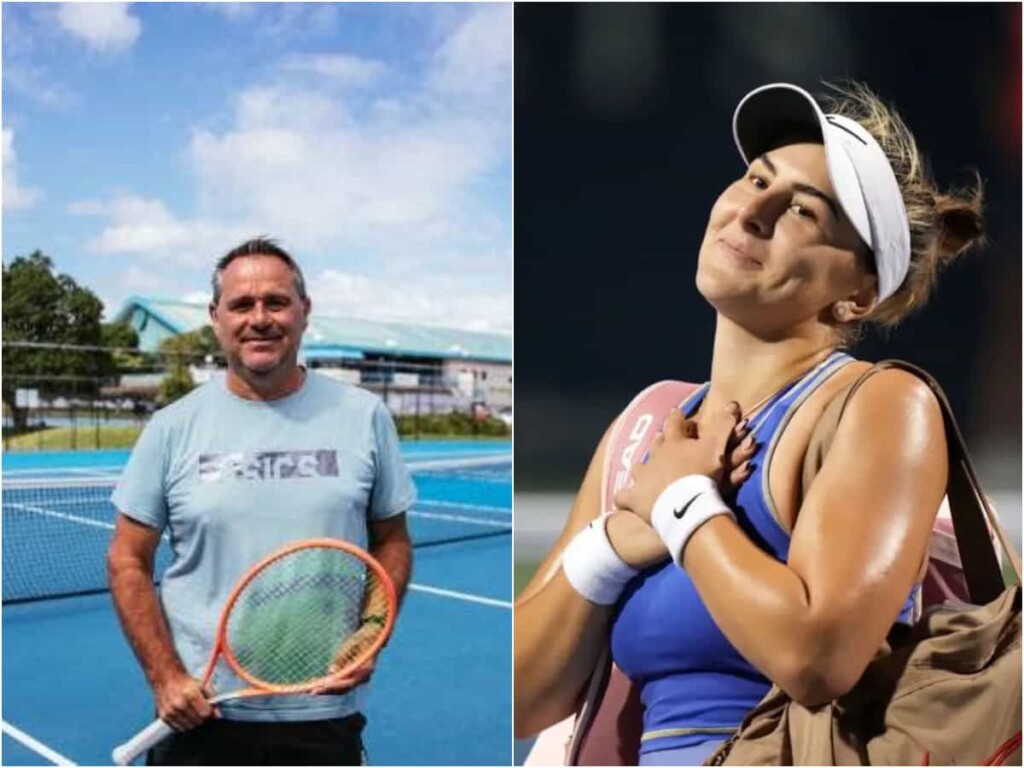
top-left (112, 371), bottom-right (416, 722)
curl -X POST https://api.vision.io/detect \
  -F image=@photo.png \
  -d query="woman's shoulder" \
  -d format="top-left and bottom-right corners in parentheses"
top-left (838, 361), bottom-right (942, 417)
top-left (791, 358), bottom-right (944, 462)
top-left (834, 362), bottom-right (945, 446)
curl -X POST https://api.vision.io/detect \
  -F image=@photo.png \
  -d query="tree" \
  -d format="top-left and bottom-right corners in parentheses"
top-left (101, 320), bottom-right (147, 370)
top-left (2, 252), bottom-right (112, 429)
top-left (158, 365), bottom-right (195, 406)
top-left (155, 325), bottom-right (220, 405)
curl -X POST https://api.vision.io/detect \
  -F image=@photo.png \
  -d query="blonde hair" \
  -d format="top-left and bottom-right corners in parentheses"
top-left (819, 81), bottom-right (986, 340)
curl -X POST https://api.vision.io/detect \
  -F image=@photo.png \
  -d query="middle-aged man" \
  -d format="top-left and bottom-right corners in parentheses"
top-left (107, 237), bottom-right (414, 766)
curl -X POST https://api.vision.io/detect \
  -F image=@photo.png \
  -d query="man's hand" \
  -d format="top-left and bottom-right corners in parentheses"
top-left (614, 403), bottom-right (755, 523)
top-left (153, 670), bottom-right (217, 731)
top-left (310, 659), bottom-right (376, 696)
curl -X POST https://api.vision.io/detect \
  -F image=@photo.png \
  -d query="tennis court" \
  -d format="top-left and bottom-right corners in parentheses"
top-left (2, 440), bottom-right (511, 766)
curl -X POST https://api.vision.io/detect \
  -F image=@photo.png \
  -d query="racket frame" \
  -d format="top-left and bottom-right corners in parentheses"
top-left (112, 537), bottom-right (396, 765)
top-left (209, 536), bottom-right (397, 695)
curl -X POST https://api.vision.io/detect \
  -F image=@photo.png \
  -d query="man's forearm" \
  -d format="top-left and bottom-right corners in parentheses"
top-left (369, 519), bottom-right (413, 609)
top-left (109, 560), bottom-right (187, 688)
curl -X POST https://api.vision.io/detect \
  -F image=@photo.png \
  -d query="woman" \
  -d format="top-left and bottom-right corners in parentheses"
top-left (514, 82), bottom-right (985, 766)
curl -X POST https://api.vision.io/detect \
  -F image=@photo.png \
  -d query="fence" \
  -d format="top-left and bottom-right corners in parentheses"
top-left (2, 341), bottom-right (511, 451)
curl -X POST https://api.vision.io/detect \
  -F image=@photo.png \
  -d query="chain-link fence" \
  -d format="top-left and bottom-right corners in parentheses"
top-left (2, 342), bottom-right (512, 451)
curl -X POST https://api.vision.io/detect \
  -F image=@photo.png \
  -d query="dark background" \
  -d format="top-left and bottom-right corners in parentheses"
top-left (515, 3), bottom-right (1022, 490)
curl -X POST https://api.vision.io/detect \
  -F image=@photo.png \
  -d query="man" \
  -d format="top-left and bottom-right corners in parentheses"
top-left (107, 237), bottom-right (414, 765)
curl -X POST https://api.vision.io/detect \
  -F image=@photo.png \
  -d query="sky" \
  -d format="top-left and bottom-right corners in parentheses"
top-left (2, 2), bottom-right (512, 333)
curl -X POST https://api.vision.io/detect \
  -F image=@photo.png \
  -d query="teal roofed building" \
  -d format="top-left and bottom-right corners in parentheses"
top-left (115, 298), bottom-right (211, 353)
top-left (114, 297), bottom-right (512, 411)
top-left (115, 296), bottom-right (511, 361)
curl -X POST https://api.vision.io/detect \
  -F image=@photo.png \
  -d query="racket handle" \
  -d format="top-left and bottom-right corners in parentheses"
top-left (112, 718), bottom-right (175, 765)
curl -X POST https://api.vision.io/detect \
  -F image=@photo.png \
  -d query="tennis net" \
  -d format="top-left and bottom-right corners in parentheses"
top-left (2, 454), bottom-right (511, 604)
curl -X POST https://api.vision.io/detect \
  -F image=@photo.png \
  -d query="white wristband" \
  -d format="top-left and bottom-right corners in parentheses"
top-left (562, 515), bottom-right (640, 605)
top-left (651, 475), bottom-right (734, 568)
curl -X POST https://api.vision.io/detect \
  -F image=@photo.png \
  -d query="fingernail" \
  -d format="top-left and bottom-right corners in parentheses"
top-left (737, 419), bottom-right (749, 432)
top-left (746, 462), bottom-right (756, 473)
top-left (744, 434), bottom-right (755, 448)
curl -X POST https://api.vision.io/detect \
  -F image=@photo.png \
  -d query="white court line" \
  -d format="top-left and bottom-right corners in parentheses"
top-left (408, 583), bottom-right (511, 609)
top-left (410, 510), bottom-right (510, 528)
top-left (8, 503), bottom-right (117, 532)
top-left (415, 499), bottom-right (510, 515)
top-left (2, 720), bottom-right (76, 766)
top-left (407, 456), bottom-right (510, 471)
top-left (403, 449), bottom-right (510, 458)
top-left (64, 468), bottom-right (121, 479)
top-left (7, 505), bottom-right (173, 543)
top-left (3, 465), bottom-right (126, 476)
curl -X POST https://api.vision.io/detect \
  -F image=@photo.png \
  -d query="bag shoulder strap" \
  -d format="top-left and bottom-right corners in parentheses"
top-left (801, 359), bottom-right (1019, 603)
top-left (800, 378), bottom-right (851, 499)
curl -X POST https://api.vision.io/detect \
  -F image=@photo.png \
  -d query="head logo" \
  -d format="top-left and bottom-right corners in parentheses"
top-left (613, 413), bottom-right (653, 495)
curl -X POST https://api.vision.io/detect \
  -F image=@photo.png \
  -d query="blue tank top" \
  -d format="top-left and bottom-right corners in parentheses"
top-left (610, 352), bottom-right (919, 755)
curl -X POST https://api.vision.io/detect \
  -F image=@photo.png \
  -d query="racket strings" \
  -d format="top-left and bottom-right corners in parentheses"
top-left (225, 547), bottom-right (381, 687)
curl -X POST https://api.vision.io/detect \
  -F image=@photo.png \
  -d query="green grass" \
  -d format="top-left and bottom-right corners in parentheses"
top-left (3, 424), bottom-right (145, 451)
top-left (394, 412), bottom-right (510, 439)
top-left (401, 434), bottom-right (511, 441)
top-left (515, 560), bottom-right (541, 597)
top-left (1003, 558), bottom-right (1019, 587)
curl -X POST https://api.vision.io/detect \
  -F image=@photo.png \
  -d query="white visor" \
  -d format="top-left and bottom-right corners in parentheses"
top-left (732, 83), bottom-right (911, 304)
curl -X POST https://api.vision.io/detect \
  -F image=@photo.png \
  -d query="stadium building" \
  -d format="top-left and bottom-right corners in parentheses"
top-left (113, 297), bottom-right (512, 415)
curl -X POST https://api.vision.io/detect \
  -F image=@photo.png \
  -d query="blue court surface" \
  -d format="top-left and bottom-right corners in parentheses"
top-left (2, 441), bottom-right (511, 766)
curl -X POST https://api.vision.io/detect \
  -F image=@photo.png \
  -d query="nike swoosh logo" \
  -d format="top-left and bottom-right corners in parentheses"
top-left (674, 493), bottom-right (702, 519)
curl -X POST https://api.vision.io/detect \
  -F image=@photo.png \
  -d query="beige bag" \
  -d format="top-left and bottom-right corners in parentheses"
top-left (707, 361), bottom-right (1022, 766)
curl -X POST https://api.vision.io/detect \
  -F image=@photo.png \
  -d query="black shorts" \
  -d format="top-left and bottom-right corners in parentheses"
top-left (146, 712), bottom-right (367, 766)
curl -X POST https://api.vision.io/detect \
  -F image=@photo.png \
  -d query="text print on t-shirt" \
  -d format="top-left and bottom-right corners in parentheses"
top-left (199, 450), bottom-right (340, 483)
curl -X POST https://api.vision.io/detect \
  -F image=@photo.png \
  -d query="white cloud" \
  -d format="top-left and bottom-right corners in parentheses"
top-left (202, 3), bottom-right (256, 22)
top-left (5, 66), bottom-right (77, 108)
top-left (233, 86), bottom-right (347, 131)
top-left (73, 5), bottom-right (511, 331)
top-left (185, 71), bottom-right (504, 251)
top-left (56, 3), bottom-right (141, 53)
top-left (2, 128), bottom-right (43, 210)
top-left (429, 4), bottom-right (513, 100)
top-left (281, 54), bottom-right (387, 88)
top-left (203, 2), bottom-right (338, 38)
top-left (181, 290), bottom-right (212, 305)
top-left (2, 7), bottom-right (79, 108)
top-left (66, 198), bottom-right (108, 216)
top-left (122, 263), bottom-right (168, 293)
top-left (98, 264), bottom-right (184, 321)
top-left (71, 194), bottom-right (252, 267)
top-left (313, 269), bottom-right (512, 334)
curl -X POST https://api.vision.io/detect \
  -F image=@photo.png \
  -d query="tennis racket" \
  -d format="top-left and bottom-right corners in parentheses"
top-left (112, 537), bottom-right (396, 766)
